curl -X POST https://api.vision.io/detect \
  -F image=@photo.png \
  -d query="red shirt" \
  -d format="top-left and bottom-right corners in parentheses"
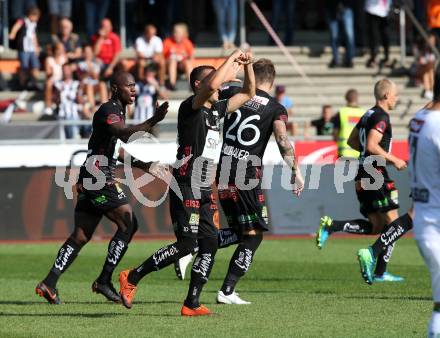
top-left (163, 37), bottom-right (194, 61)
top-left (91, 32), bottom-right (121, 65)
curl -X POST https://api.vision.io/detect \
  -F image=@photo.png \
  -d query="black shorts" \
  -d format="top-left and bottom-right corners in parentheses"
top-left (355, 166), bottom-right (399, 218)
top-left (75, 182), bottom-right (128, 215)
top-left (169, 184), bottom-right (219, 240)
top-left (218, 183), bottom-right (269, 234)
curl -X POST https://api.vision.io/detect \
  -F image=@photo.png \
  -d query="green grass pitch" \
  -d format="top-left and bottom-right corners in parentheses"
top-left (0, 237), bottom-right (432, 337)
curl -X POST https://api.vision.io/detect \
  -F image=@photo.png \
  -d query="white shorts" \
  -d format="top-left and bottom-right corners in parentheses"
top-left (414, 214), bottom-right (440, 302)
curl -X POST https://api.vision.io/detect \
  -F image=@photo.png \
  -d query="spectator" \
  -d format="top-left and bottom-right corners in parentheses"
top-left (325, 0), bottom-right (355, 68)
top-left (135, 24), bottom-right (165, 86)
top-left (413, 34), bottom-right (436, 99)
top-left (44, 41), bottom-right (67, 114)
top-left (91, 18), bottom-right (122, 102)
top-left (85, 0), bottom-right (110, 38)
top-left (365, 0), bottom-right (391, 68)
top-left (275, 85), bottom-right (296, 135)
top-left (332, 89), bottom-right (364, 158)
top-left (270, 0), bottom-right (296, 45)
top-left (51, 18), bottom-right (82, 62)
top-left (134, 63), bottom-right (167, 136)
top-left (54, 63), bottom-right (82, 139)
top-left (9, 6), bottom-right (41, 90)
top-left (48, 0), bottom-right (72, 35)
top-left (77, 45), bottom-right (101, 110)
top-left (11, 0), bottom-right (36, 21)
top-left (163, 23), bottom-right (194, 91)
top-left (212, 0), bottom-right (237, 50)
top-left (307, 105), bottom-right (335, 136)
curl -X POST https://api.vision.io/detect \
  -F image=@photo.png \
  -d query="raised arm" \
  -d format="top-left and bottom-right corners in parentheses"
top-left (9, 20), bottom-right (23, 40)
top-left (227, 52), bottom-right (256, 113)
top-left (273, 119), bottom-right (304, 196)
top-left (192, 49), bottom-right (243, 110)
top-left (108, 101), bottom-right (168, 143)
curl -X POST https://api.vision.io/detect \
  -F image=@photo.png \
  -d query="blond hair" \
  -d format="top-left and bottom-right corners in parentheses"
top-left (374, 79), bottom-right (395, 100)
top-left (173, 23), bottom-right (189, 38)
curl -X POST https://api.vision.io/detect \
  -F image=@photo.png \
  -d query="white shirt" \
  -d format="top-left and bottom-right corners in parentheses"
top-left (365, 0), bottom-right (391, 18)
top-left (23, 17), bottom-right (37, 52)
top-left (409, 108), bottom-right (440, 221)
top-left (135, 35), bottom-right (163, 59)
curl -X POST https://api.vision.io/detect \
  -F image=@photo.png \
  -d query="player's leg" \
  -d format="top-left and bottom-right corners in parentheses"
top-left (36, 209), bottom-right (102, 304)
top-left (182, 190), bottom-right (219, 316)
top-left (119, 185), bottom-right (198, 309)
top-left (316, 181), bottom-right (377, 249)
top-left (92, 203), bottom-right (139, 302)
top-left (218, 186), bottom-right (267, 304)
top-left (217, 186), bottom-right (241, 249)
top-left (414, 221), bottom-right (440, 337)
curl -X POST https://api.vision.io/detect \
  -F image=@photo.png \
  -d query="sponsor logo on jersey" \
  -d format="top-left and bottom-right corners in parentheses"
top-left (106, 113), bottom-right (122, 125)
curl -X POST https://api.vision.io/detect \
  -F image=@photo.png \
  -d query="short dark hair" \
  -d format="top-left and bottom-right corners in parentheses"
top-left (27, 6), bottom-right (40, 17)
top-left (253, 59), bottom-right (276, 86)
top-left (110, 71), bottom-right (132, 88)
top-left (322, 104), bottom-right (332, 111)
top-left (189, 65), bottom-right (215, 92)
top-left (434, 68), bottom-right (440, 101)
top-left (345, 88), bottom-right (358, 103)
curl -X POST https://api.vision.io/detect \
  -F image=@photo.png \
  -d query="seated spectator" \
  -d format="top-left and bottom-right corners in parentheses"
top-left (45, 41), bottom-right (67, 114)
top-left (9, 6), bottom-right (41, 90)
top-left (413, 34), bottom-right (436, 99)
top-left (134, 63), bottom-right (167, 136)
top-left (163, 23), bottom-right (194, 91)
top-left (77, 45), bottom-right (101, 111)
top-left (306, 105), bottom-right (335, 137)
top-left (275, 85), bottom-right (296, 135)
top-left (51, 17), bottom-right (82, 62)
top-left (91, 18), bottom-right (122, 101)
top-left (134, 24), bottom-right (165, 86)
top-left (54, 63), bottom-right (82, 139)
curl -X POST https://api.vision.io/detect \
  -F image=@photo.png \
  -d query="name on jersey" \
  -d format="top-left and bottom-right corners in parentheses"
top-left (222, 143), bottom-right (250, 160)
top-left (243, 95), bottom-right (269, 112)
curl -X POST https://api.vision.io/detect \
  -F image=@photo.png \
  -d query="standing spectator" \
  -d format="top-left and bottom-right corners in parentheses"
top-left (54, 63), bottom-right (82, 139)
top-left (9, 6), bottom-right (41, 90)
top-left (332, 89), bottom-right (364, 158)
top-left (212, 0), bottom-right (237, 50)
top-left (11, 0), bottom-right (36, 21)
top-left (413, 34), bottom-right (436, 99)
top-left (135, 24), bottom-right (165, 86)
top-left (91, 18), bottom-right (122, 102)
top-left (51, 18), bottom-right (82, 62)
top-left (163, 23), bottom-right (194, 91)
top-left (48, 0), bottom-right (72, 35)
top-left (307, 105), bottom-right (335, 136)
top-left (44, 42), bottom-right (67, 114)
top-left (270, 0), bottom-right (296, 45)
top-left (85, 0), bottom-right (110, 38)
top-left (77, 45), bottom-right (101, 109)
top-left (325, 0), bottom-right (355, 68)
top-left (275, 85), bottom-right (296, 135)
top-left (365, 0), bottom-right (391, 68)
top-left (134, 64), bottom-right (167, 136)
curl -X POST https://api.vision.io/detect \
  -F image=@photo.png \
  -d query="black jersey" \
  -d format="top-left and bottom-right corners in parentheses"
top-left (174, 95), bottom-right (228, 187)
top-left (78, 99), bottom-right (125, 184)
top-left (218, 87), bottom-right (288, 183)
top-left (356, 105), bottom-right (392, 168)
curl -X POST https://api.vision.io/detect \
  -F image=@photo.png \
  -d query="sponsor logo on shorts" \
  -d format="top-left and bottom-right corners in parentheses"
top-left (93, 195), bottom-right (108, 205)
top-left (189, 213), bottom-right (200, 226)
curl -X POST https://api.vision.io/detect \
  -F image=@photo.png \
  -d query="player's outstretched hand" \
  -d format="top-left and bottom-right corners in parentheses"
top-left (291, 170), bottom-right (305, 197)
top-left (393, 158), bottom-right (407, 171)
top-left (152, 101), bottom-right (169, 124)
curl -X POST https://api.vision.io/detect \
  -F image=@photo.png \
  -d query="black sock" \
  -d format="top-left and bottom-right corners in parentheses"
top-left (330, 219), bottom-right (373, 234)
top-left (218, 228), bottom-right (240, 248)
top-left (97, 235), bottom-right (128, 284)
top-left (371, 213), bottom-right (413, 257)
top-left (184, 237), bottom-right (217, 309)
top-left (128, 238), bottom-right (196, 285)
top-left (43, 238), bottom-right (80, 288)
top-left (221, 233), bottom-right (263, 296)
top-left (374, 243), bottom-right (395, 276)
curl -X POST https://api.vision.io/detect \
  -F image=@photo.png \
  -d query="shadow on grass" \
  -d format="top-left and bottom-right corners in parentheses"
top-left (0, 311), bottom-right (183, 318)
top-left (0, 300), bottom-right (182, 306)
top-left (343, 295), bottom-right (431, 301)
